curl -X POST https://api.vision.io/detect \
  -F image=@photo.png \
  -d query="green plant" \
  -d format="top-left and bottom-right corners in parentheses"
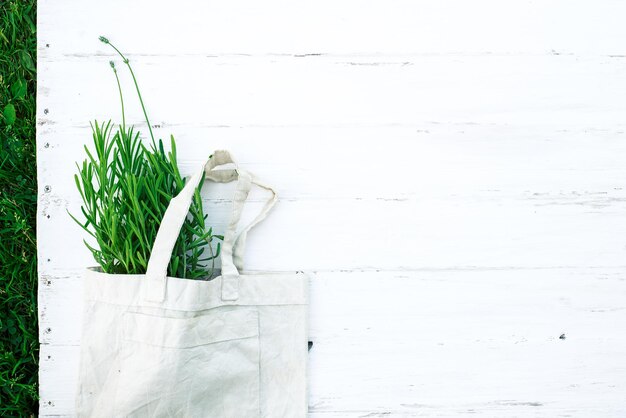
top-left (71, 38), bottom-right (221, 279)
top-left (0, 0), bottom-right (38, 415)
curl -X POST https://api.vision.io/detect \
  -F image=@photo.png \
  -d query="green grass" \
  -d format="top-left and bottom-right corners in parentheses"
top-left (0, 0), bottom-right (39, 416)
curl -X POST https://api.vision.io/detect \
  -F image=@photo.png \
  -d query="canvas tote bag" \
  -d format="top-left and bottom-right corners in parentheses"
top-left (75, 150), bottom-right (309, 417)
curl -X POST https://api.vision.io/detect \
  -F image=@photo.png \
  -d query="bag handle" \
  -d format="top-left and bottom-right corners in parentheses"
top-left (231, 176), bottom-right (277, 275)
top-left (142, 150), bottom-right (277, 303)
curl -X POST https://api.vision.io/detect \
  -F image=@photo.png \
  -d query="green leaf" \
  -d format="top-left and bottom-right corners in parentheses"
top-left (3, 103), bottom-right (16, 125)
top-left (24, 13), bottom-right (36, 34)
top-left (11, 79), bottom-right (27, 99)
top-left (19, 50), bottom-right (36, 73)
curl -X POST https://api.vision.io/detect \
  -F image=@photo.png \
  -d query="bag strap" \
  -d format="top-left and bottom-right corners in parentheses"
top-left (142, 150), bottom-right (277, 303)
top-left (221, 175), bottom-right (277, 302)
top-left (231, 176), bottom-right (277, 273)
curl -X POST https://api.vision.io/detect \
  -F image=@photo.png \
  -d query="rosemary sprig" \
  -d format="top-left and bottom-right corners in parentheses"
top-left (70, 38), bottom-right (221, 279)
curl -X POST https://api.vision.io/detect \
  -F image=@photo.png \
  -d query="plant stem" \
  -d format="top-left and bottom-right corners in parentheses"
top-left (105, 40), bottom-right (156, 145)
top-left (110, 62), bottom-right (126, 129)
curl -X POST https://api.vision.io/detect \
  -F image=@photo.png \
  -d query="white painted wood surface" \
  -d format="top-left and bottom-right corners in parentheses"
top-left (37, 0), bottom-right (626, 416)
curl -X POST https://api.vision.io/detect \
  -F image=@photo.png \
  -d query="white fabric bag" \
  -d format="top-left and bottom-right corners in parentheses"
top-left (75, 150), bottom-right (309, 417)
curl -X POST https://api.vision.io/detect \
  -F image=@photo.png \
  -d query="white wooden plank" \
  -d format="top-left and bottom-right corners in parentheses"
top-left (38, 193), bottom-right (626, 280)
top-left (36, 55), bottom-right (626, 129)
top-left (39, 344), bottom-right (80, 415)
top-left (39, 269), bottom-right (626, 417)
top-left (38, 0), bottom-right (626, 56)
top-left (37, 125), bottom-right (626, 200)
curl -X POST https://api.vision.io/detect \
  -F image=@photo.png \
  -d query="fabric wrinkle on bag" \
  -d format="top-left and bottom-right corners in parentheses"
top-left (75, 150), bottom-right (309, 418)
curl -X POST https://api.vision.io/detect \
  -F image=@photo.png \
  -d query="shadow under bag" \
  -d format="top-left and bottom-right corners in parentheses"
top-left (75, 150), bottom-right (309, 417)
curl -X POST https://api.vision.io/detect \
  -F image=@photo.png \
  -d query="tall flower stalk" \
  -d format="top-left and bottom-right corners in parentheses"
top-left (70, 38), bottom-right (221, 279)
top-left (99, 36), bottom-right (154, 144)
